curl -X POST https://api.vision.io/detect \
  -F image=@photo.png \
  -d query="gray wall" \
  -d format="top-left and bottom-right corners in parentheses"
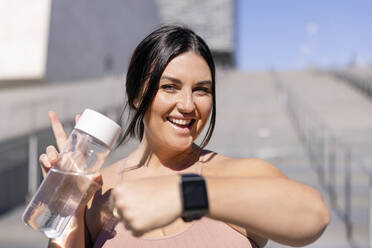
top-left (46, 0), bottom-right (161, 82)
top-left (154, 0), bottom-right (234, 66)
top-left (154, 0), bottom-right (234, 52)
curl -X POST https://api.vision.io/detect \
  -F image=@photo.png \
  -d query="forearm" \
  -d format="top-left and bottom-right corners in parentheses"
top-left (48, 210), bottom-right (87, 248)
top-left (205, 176), bottom-right (330, 246)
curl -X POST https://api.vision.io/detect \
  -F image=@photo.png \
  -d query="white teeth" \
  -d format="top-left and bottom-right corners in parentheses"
top-left (168, 117), bottom-right (192, 126)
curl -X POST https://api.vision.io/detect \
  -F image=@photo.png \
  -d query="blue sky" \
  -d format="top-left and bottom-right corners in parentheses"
top-left (235, 0), bottom-right (372, 70)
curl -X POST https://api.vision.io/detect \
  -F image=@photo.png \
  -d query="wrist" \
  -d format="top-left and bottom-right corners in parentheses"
top-left (179, 174), bottom-right (209, 222)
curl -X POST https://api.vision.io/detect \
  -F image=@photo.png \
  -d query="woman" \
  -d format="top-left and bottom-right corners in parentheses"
top-left (41, 25), bottom-right (330, 247)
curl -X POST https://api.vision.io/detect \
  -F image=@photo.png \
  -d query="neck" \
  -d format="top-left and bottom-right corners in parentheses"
top-left (131, 138), bottom-right (201, 172)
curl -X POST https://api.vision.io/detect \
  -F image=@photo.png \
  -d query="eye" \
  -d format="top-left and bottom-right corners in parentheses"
top-left (160, 84), bottom-right (176, 92)
top-left (193, 86), bottom-right (211, 95)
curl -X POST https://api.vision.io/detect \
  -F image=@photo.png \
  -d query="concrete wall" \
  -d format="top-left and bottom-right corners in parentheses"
top-left (46, 0), bottom-right (160, 82)
top-left (0, 0), bottom-right (50, 81)
top-left (0, 77), bottom-right (124, 141)
top-left (0, 136), bottom-right (31, 214)
top-left (154, 0), bottom-right (234, 52)
top-left (0, 0), bottom-right (160, 83)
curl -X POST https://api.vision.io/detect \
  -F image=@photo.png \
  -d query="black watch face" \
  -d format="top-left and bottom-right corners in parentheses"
top-left (182, 180), bottom-right (208, 210)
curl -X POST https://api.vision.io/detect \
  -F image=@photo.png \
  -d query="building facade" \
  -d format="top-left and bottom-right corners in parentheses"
top-left (0, 0), bottom-right (236, 85)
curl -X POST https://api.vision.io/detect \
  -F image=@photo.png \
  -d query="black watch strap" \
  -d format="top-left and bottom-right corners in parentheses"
top-left (180, 174), bottom-right (209, 222)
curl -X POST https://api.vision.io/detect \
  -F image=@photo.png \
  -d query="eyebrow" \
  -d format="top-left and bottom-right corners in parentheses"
top-left (195, 81), bottom-right (212, 87)
top-left (160, 76), bottom-right (182, 84)
top-left (160, 76), bottom-right (212, 86)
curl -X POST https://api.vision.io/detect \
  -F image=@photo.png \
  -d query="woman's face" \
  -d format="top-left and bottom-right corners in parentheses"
top-left (143, 51), bottom-right (213, 152)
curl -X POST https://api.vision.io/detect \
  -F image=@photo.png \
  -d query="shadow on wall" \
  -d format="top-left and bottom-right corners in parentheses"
top-left (0, 132), bottom-right (51, 215)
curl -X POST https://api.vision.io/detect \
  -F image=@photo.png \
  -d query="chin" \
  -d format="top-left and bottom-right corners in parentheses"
top-left (166, 137), bottom-right (194, 152)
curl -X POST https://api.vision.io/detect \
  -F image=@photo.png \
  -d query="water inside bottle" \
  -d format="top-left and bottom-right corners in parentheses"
top-left (23, 168), bottom-right (93, 238)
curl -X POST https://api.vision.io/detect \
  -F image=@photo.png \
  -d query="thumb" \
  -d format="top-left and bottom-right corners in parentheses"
top-left (86, 172), bottom-right (103, 195)
top-left (82, 173), bottom-right (102, 203)
top-left (75, 114), bottom-right (81, 125)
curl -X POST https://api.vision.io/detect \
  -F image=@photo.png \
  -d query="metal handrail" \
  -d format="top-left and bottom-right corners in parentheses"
top-left (327, 70), bottom-right (372, 101)
top-left (272, 71), bottom-right (370, 248)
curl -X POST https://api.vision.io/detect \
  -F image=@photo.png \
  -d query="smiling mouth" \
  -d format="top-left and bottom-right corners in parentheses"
top-left (167, 117), bottom-right (195, 128)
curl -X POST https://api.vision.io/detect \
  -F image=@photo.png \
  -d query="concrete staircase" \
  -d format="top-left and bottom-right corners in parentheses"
top-left (1, 69), bottom-right (370, 247)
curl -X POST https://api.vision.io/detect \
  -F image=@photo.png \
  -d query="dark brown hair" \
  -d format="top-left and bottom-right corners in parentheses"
top-left (119, 25), bottom-right (216, 149)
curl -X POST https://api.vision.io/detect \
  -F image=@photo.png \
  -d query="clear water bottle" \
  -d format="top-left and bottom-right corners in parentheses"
top-left (22, 109), bottom-right (121, 238)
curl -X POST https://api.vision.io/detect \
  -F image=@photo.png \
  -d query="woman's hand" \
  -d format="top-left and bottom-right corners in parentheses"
top-left (39, 111), bottom-right (102, 247)
top-left (39, 111), bottom-right (103, 212)
top-left (39, 111), bottom-right (80, 177)
top-left (110, 175), bottom-right (183, 236)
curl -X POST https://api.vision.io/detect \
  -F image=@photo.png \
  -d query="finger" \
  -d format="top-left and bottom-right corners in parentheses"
top-left (86, 172), bottom-right (103, 187)
top-left (121, 216), bottom-right (133, 231)
top-left (87, 176), bottom-right (103, 194)
top-left (48, 111), bottom-right (67, 151)
top-left (132, 230), bottom-right (144, 237)
top-left (75, 114), bottom-right (81, 125)
top-left (46, 145), bottom-right (59, 164)
top-left (39, 153), bottom-right (51, 177)
top-left (93, 172), bottom-right (103, 185)
top-left (113, 207), bottom-right (121, 219)
top-left (85, 174), bottom-right (103, 197)
top-left (109, 191), bottom-right (125, 219)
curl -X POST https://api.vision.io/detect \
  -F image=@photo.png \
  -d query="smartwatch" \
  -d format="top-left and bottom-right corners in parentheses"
top-left (180, 174), bottom-right (209, 222)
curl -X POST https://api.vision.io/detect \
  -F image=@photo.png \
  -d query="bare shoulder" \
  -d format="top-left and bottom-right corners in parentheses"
top-left (202, 151), bottom-right (285, 178)
top-left (100, 159), bottom-right (127, 192)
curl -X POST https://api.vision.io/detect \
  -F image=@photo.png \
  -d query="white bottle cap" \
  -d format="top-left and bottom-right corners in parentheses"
top-left (74, 109), bottom-right (122, 149)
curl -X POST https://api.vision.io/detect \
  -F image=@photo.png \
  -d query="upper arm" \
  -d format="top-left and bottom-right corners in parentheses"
top-left (203, 156), bottom-right (283, 247)
top-left (233, 158), bottom-right (285, 178)
top-left (204, 156), bottom-right (286, 178)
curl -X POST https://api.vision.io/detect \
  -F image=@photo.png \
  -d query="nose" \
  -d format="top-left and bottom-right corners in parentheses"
top-left (176, 89), bottom-right (195, 113)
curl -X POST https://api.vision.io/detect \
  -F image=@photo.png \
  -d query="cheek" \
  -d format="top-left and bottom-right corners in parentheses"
top-left (145, 94), bottom-right (174, 124)
top-left (153, 93), bottom-right (176, 113)
top-left (198, 98), bottom-right (213, 119)
top-left (156, 93), bottom-right (175, 106)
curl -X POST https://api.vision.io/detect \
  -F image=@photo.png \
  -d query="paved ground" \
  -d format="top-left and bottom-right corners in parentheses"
top-left (2, 69), bottom-right (369, 247)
